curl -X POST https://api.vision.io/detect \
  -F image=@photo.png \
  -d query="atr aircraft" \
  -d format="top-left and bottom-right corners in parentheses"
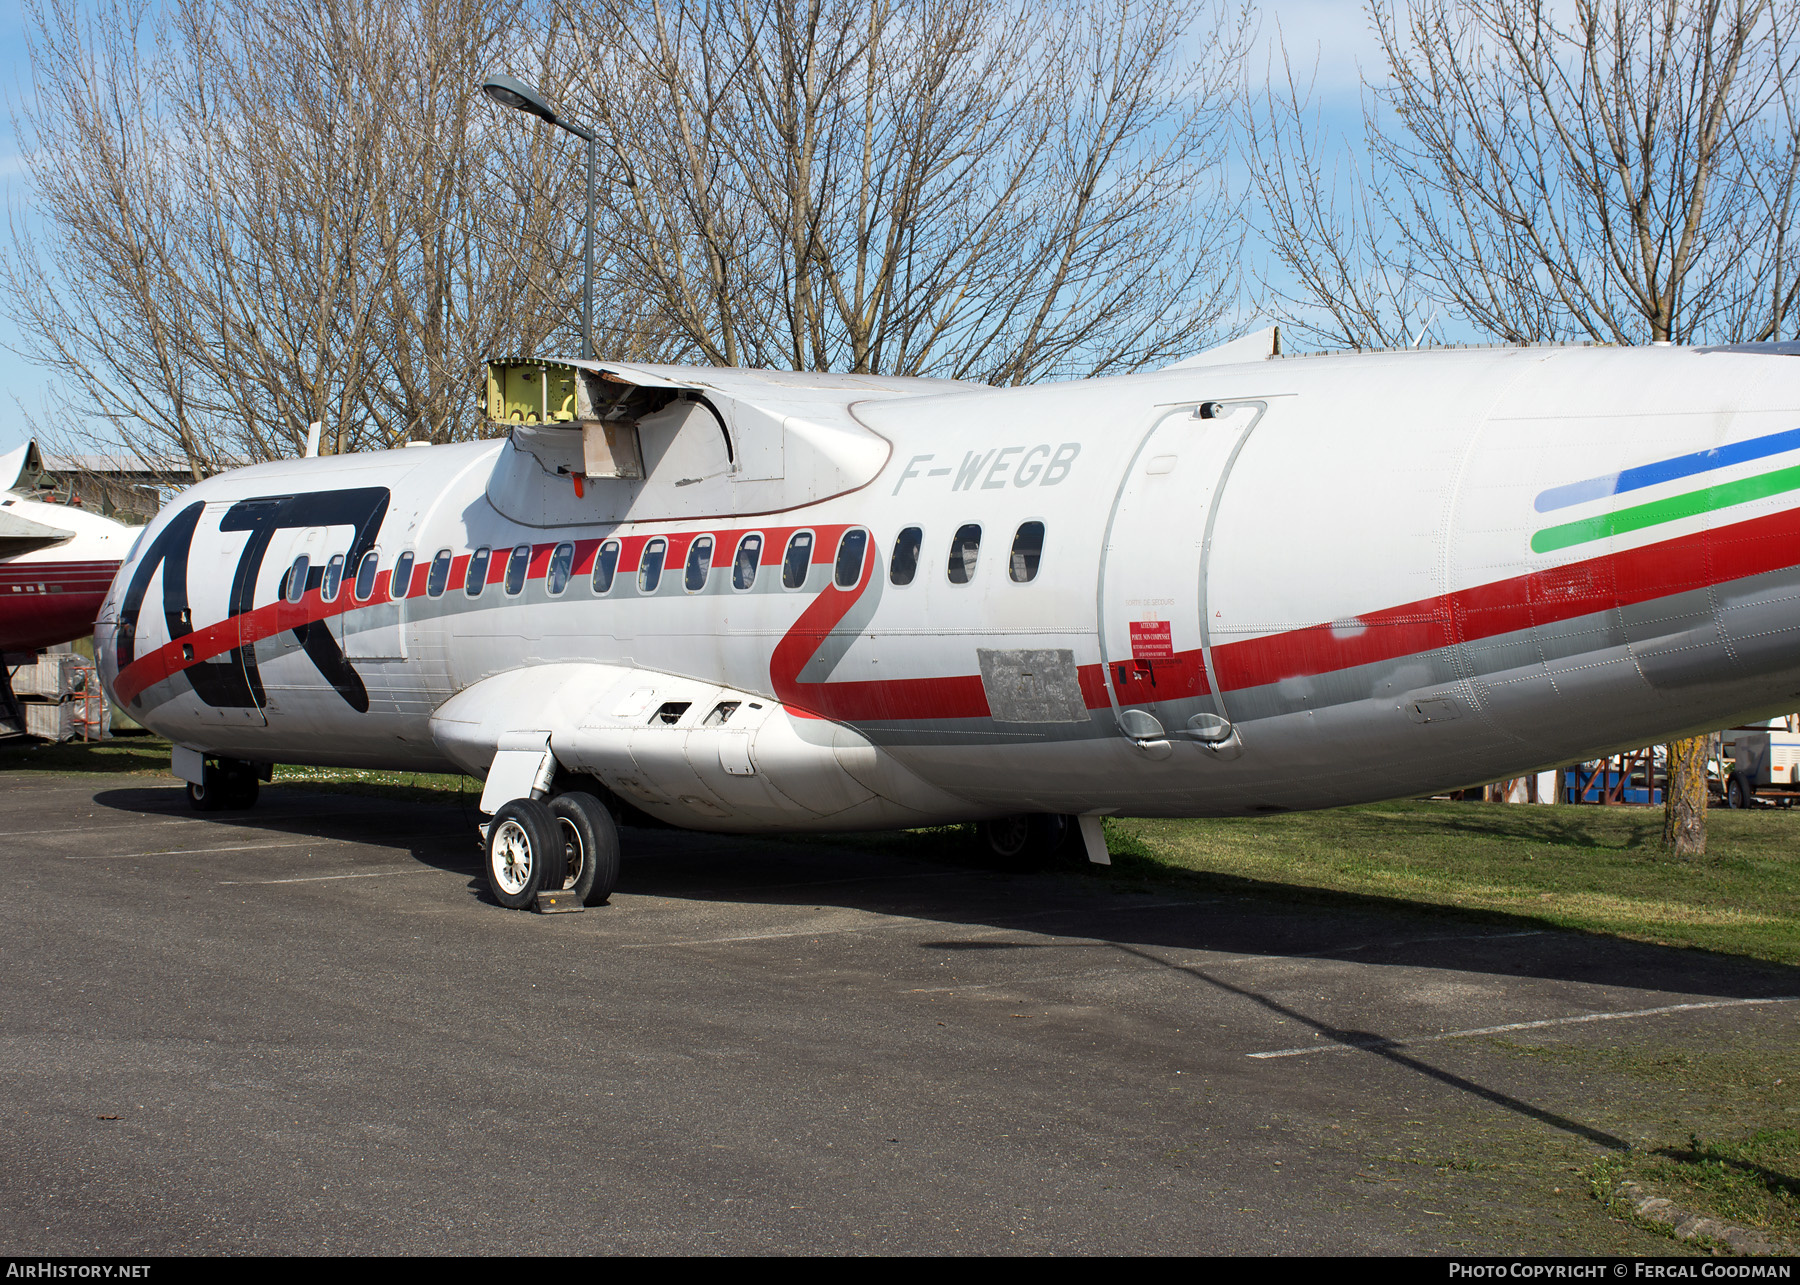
top-left (94, 333), bottom-right (1800, 909)
top-left (0, 441), bottom-right (132, 653)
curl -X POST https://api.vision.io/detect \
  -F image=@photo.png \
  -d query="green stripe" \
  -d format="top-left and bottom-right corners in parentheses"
top-left (1531, 462), bottom-right (1800, 554)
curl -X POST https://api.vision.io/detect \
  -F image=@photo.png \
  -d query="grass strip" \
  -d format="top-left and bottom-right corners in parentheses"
top-left (1588, 1129), bottom-right (1800, 1250)
top-left (1105, 803), bottom-right (1800, 965)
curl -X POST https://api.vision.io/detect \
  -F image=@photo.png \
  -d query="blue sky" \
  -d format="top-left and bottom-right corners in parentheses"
top-left (0, 1), bottom-right (1387, 458)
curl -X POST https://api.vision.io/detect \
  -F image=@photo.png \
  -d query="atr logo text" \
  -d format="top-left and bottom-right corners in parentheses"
top-left (891, 444), bottom-right (1080, 495)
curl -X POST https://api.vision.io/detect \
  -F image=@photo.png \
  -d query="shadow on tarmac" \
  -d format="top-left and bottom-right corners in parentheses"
top-left (85, 780), bottom-right (1800, 1162)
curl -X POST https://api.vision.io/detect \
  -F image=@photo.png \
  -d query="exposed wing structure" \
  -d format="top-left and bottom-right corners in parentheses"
top-left (483, 359), bottom-right (984, 524)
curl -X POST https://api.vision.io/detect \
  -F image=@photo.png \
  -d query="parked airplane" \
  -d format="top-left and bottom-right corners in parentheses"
top-left (94, 335), bottom-right (1800, 909)
top-left (0, 441), bottom-right (133, 653)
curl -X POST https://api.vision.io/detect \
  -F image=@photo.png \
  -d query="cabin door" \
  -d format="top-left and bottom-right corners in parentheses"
top-left (1097, 401), bottom-right (1259, 743)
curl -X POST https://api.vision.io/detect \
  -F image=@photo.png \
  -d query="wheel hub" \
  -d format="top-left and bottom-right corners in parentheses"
top-left (491, 819), bottom-right (533, 894)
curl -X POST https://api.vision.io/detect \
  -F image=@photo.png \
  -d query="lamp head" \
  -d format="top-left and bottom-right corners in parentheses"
top-left (481, 72), bottom-right (556, 125)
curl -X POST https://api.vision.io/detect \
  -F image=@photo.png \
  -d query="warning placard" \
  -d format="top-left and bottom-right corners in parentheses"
top-left (1129, 620), bottom-right (1174, 660)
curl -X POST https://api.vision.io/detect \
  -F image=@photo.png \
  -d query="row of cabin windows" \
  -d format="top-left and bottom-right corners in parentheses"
top-left (281, 520), bottom-right (1045, 606)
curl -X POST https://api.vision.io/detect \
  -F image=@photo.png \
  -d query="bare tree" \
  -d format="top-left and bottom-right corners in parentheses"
top-left (0, 0), bottom-right (675, 475)
top-left (561, 0), bottom-right (1253, 383)
top-left (1244, 46), bottom-right (1437, 351)
top-left (1371, 0), bottom-right (1800, 346)
top-left (1251, 0), bottom-right (1800, 855)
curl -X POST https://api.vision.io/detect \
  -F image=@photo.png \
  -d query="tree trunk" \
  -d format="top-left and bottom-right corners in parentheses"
top-left (1663, 735), bottom-right (1709, 857)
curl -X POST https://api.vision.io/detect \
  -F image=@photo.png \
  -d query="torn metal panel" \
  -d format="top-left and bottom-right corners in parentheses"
top-left (977, 648), bottom-right (1089, 724)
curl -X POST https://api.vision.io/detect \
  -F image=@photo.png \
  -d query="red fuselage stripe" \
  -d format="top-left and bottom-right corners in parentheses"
top-left (112, 504), bottom-right (1800, 718)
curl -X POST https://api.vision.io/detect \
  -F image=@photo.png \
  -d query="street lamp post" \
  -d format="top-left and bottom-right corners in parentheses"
top-left (480, 72), bottom-right (597, 361)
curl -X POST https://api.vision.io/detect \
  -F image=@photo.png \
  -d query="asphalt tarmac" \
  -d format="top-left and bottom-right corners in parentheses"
top-left (2, 772), bottom-right (1795, 1255)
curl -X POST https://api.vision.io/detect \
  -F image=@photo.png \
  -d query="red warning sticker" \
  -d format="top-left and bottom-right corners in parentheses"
top-left (1129, 620), bottom-right (1174, 660)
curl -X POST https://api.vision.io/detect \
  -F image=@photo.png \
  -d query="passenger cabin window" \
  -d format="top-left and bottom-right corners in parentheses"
top-left (686, 536), bottom-right (714, 592)
top-left (466, 546), bottom-right (491, 597)
top-left (426, 549), bottom-right (453, 598)
top-left (504, 544), bottom-right (531, 595)
top-left (733, 534), bottom-right (762, 590)
top-left (835, 529), bottom-right (868, 588)
top-left (592, 540), bottom-right (620, 594)
top-left (890, 526), bottom-right (922, 586)
top-left (321, 554), bottom-right (344, 602)
top-left (354, 551), bottom-right (380, 602)
top-left (547, 542), bottom-right (575, 595)
top-left (782, 532), bottom-right (813, 589)
top-left (947, 524), bottom-right (981, 584)
top-left (639, 538), bottom-right (667, 593)
top-left (391, 551), bottom-right (415, 599)
top-left (1009, 521), bottom-right (1044, 583)
top-left (285, 556), bottom-right (310, 603)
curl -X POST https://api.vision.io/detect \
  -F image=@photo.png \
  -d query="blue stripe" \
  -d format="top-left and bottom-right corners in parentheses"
top-left (1534, 424), bottom-right (1800, 513)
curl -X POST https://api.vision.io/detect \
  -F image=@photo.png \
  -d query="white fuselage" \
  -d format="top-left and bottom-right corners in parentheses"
top-left (96, 344), bottom-right (1800, 828)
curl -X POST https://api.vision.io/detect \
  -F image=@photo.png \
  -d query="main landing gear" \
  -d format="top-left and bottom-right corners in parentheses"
top-left (481, 789), bottom-right (621, 910)
top-left (978, 813), bottom-right (1076, 870)
top-left (185, 757), bottom-right (264, 811)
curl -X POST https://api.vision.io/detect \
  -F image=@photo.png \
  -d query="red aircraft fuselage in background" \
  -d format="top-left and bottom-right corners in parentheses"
top-left (0, 443), bottom-right (135, 654)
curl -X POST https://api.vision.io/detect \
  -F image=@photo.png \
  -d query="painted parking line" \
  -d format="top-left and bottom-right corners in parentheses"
top-left (13, 801), bottom-right (415, 840)
top-left (622, 897), bottom-right (1228, 949)
top-left (218, 867), bottom-right (439, 886)
top-left (1246, 995), bottom-right (1800, 1059)
top-left (1204, 929), bottom-right (1546, 970)
top-left (65, 839), bottom-right (325, 860)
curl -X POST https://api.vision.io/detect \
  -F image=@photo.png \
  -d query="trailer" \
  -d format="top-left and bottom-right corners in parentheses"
top-left (1715, 719), bottom-right (1800, 808)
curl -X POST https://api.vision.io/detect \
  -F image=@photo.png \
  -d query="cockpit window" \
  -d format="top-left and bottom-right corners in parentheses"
top-left (835, 529), bottom-right (868, 588)
top-left (733, 534), bottom-right (762, 590)
top-left (505, 544), bottom-right (531, 596)
top-left (947, 524), bottom-right (981, 584)
top-left (890, 527), bottom-right (921, 586)
top-left (547, 542), bottom-right (575, 595)
top-left (592, 540), bottom-right (620, 594)
top-left (1009, 521), bottom-right (1044, 583)
top-left (466, 547), bottom-right (491, 597)
top-left (782, 531), bottom-right (813, 590)
top-left (686, 536), bottom-right (714, 592)
top-left (639, 538), bottom-right (667, 593)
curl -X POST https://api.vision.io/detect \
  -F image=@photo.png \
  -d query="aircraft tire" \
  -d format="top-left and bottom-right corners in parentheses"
top-left (219, 762), bottom-right (259, 810)
top-left (550, 791), bottom-right (621, 906)
top-left (483, 798), bottom-right (565, 910)
top-left (979, 813), bottom-right (1071, 870)
top-left (185, 774), bottom-right (225, 812)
